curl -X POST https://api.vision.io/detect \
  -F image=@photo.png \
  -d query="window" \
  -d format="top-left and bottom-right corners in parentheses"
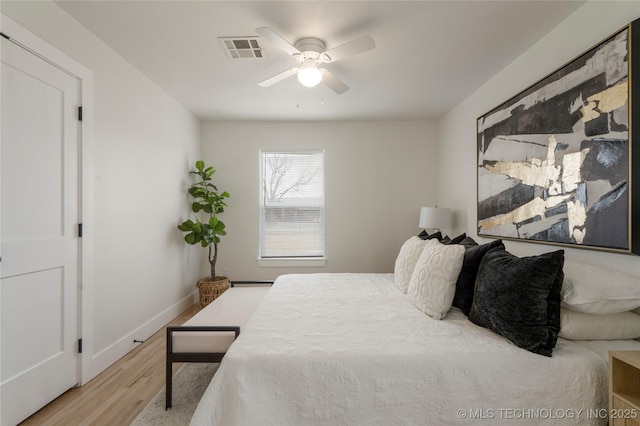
top-left (259, 150), bottom-right (324, 259)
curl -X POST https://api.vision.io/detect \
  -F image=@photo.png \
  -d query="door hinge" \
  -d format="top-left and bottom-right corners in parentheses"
top-left (78, 338), bottom-right (83, 354)
top-left (78, 223), bottom-right (83, 238)
top-left (78, 106), bottom-right (83, 122)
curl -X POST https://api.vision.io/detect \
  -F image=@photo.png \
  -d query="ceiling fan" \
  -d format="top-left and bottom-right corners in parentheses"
top-left (255, 27), bottom-right (375, 94)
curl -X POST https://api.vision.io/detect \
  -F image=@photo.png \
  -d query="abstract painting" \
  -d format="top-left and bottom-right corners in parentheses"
top-left (477, 21), bottom-right (639, 254)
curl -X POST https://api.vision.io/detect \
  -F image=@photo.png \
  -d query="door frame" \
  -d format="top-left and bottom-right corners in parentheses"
top-left (1, 15), bottom-right (95, 386)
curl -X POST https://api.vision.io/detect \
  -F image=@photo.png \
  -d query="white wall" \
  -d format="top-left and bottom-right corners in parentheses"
top-left (437, 0), bottom-right (640, 276)
top-left (1, 1), bottom-right (203, 382)
top-left (201, 120), bottom-right (437, 279)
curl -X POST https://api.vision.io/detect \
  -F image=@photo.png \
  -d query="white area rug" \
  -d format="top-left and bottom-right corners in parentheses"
top-left (131, 363), bottom-right (218, 426)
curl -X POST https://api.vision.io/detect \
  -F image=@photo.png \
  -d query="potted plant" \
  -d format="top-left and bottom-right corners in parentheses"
top-left (178, 160), bottom-right (230, 306)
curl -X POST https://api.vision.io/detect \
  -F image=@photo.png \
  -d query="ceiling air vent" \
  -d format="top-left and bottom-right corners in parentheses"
top-left (218, 37), bottom-right (264, 59)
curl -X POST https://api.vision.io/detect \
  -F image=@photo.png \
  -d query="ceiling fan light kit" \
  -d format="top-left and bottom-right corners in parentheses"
top-left (255, 27), bottom-right (375, 95)
top-left (297, 60), bottom-right (323, 87)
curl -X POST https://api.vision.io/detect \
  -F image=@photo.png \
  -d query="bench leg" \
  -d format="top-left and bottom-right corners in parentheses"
top-left (166, 357), bottom-right (172, 409)
top-left (166, 327), bottom-right (173, 410)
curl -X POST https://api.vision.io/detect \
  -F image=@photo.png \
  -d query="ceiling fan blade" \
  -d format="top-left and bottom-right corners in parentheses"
top-left (258, 68), bottom-right (298, 87)
top-left (323, 35), bottom-right (375, 63)
top-left (255, 27), bottom-right (301, 56)
top-left (322, 70), bottom-right (349, 94)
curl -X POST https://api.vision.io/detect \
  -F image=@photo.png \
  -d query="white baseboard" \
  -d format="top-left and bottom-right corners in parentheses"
top-left (81, 291), bottom-right (197, 385)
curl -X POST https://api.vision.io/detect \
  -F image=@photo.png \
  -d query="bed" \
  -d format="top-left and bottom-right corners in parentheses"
top-left (190, 272), bottom-right (640, 425)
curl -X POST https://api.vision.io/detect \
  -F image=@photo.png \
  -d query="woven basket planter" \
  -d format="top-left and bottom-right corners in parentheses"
top-left (196, 276), bottom-right (230, 307)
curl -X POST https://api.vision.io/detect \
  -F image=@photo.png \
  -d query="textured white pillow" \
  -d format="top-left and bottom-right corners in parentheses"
top-left (561, 261), bottom-right (640, 314)
top-left (407, 239), bottom-right (465, 320)
top-left (394, 236), bottom-right (429, 293)
top-left (559, 308), bottom-right (640, 340)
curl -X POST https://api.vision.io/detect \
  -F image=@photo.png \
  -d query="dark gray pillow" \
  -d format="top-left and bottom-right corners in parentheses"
top-left (442, 233), bottom-right (467, 245)
top-left (418, 231), bottom-right (442, 241)
top-left (452, 239), bottom-right (505, 315)
top-left (459, 236), bottom-right (479, 248)
top-left (468, 248), bottom-right (564, 357)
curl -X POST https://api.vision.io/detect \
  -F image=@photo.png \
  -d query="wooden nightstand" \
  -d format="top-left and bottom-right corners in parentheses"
top-left (609, 351), bottom-right (640, 426)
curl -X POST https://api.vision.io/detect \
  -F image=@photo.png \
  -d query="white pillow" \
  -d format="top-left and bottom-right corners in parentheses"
top-left (559, 308), bottom-right (640, 340)
top-left (407, 239), bottom-right (465, 320)
top-left (561, 260), bottom-right (640, 314)
top-left (394, 236), bottom-right (429, 293)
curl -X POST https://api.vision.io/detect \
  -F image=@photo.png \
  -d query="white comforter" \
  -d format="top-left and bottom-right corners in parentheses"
top-left (190, 273), bottom-right (609, 426)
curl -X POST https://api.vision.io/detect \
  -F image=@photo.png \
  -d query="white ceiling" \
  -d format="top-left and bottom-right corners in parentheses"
top-left (54, 0), bottom-right (585, 121)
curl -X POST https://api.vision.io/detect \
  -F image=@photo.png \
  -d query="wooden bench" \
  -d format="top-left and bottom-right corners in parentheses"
top-left (165, 281), bottom-right (272, 409)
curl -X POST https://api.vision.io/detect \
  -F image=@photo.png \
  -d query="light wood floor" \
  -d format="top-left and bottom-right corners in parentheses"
top-left (20, 304), bottom-right (201, 426)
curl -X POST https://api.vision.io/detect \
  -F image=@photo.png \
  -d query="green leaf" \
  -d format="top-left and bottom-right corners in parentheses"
top-left (185, 233), bottom-right (196, 244)
top-left (195, 160), bottom-right (205, 171)
top-left (192, 202), bottom-right (203, 213)
top-left (194, 186), bottom-right (207, 194)
top-left (202, 232), bottom-right (215, 244)
top-left (178, 219), bottom-right (195, 230)
top-left (221, 191), bottom-right (230, 198)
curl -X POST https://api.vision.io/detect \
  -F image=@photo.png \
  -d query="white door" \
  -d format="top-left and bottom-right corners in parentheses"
top-left (1, 35), bottom-right (81, 425)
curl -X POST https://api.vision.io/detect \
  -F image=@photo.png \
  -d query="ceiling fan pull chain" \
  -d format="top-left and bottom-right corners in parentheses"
top-left (320, 80), bottom-right (325, 107)
top-left (296, 79), bottom-right (300, 108)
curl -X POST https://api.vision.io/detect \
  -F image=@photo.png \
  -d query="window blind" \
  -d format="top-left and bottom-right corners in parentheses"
top-left (259, 150), bottom-right (325, 258)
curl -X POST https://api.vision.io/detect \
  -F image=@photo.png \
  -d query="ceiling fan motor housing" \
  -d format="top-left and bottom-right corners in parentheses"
top-left (294, 37), bottom-right (327, 61)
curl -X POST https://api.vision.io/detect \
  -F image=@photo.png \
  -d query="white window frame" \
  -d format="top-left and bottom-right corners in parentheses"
top-left (257, 149), bottom-right (326, 267)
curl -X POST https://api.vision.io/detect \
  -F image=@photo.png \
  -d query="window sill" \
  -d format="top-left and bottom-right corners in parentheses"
top-left (256, 257), bottom-right (327, 267)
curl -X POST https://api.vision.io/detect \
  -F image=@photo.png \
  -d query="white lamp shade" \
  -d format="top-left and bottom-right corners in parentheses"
top-left (419, 207), bottom-right (452, 229)
top-left (297, 64), bottom-right (323, 87)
